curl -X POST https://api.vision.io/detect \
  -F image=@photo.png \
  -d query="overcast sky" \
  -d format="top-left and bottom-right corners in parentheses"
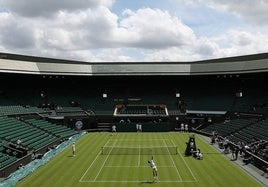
top-left (0, 0), bottom-right (268, 62)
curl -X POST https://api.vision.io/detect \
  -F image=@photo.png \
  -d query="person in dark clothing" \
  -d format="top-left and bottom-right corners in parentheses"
top-left (235, 146), bottom-right (239, 160)
top-left (261, 166), bottom-right (268, 177)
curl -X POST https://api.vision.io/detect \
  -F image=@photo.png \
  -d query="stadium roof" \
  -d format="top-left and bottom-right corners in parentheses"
top-left (1, 52), bottom-right (268, 76)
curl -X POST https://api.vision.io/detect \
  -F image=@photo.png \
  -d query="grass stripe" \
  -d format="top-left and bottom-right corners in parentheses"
top-left (15, 132), bottom-right (262, 187)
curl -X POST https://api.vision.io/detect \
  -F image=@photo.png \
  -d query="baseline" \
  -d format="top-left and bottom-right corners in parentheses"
top-left (80, 180), bottom-right (197, 183)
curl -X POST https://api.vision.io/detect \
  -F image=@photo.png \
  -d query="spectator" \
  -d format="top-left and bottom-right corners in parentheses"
top-left (265, 148), bottom-right (268, 162)
top-left (17, 163), bottom-right (24, 170)
top-left (16, 138), bottom-right (22, 148)
top-left (230, 145), bottom-right (236, 160)
top-left (235, 146), bottom-right (239, 160)
top-left (211, 134), bottom-right (216, 144)
top-left (261, 166), bottom-right (268, 177)
top-left (223, 137), bottom-right (230, 154)
top-left (242, 155), bottom-right (253, 165)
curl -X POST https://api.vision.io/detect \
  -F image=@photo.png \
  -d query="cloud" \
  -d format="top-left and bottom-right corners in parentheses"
top-left (1, 4), bottom-right (196, 60)
top-left (214, 30), bottom-right (268, 57)
top-left (119, 8), bottom-right (195, 49)
top-left (194, 38), bottom-right (219, 57)
top-left (2, 7), bottom-right (195, 51)
top-left (173, 0), bottom-right (268, 25)
top-left (143, 30), bottom-right (268, 62)
top-left (201, 0), bottom-right (268, 25)
top-left (94, 49), bottom-right (136, 62)
top-left (0, 13), bottom-right (36, 49)
top-left (0, 0), bottom-right (268, 62)
top-left (37, 7), bottom-right (119, 50)
top-left (0, 0), bottom-right (114, 17)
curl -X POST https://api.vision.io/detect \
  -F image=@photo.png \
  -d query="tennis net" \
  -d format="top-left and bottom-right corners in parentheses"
top-left (101, 146), bottom-right (178, 155)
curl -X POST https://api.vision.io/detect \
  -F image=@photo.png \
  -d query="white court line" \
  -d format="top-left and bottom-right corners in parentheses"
top-left (80, 135), bottom-right (198, 184)
top-left (162, 139), bottom-right (182, 181)
top-left (104, 166), bottom-right (175, 168)
top-left (110, 139), bottom-right (170, 141)
top-left (79, 150), bottom-right (101, 182)
top-left (138, 145), bottom-right (140, 166)
top-left (169, 134), bottom-right (198, 182)
top-left (80, 180), bottom-right (197, 183)
top-left (93, 139), bottom-right (117, 181)
top-left (79, 138), bottom-right (112, 182)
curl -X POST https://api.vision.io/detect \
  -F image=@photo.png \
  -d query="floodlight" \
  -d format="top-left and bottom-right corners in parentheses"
top-left (236, 91), bottom-right (243, 98)
top-left (103, 93), bottom-right (107, 98)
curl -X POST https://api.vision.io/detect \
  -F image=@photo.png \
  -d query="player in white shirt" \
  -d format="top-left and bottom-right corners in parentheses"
top-left (72, 142), bottom-right (76, 156)
top-left (111, 125), bottom-right (116, 135)
top-left (148, 156), bottom-right (158, 182)
top-left (185, 124), bottom-right (188, 132)
top-left (181, 123), bottom-right (184, 132)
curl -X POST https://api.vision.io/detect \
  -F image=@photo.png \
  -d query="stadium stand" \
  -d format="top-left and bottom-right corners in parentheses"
top-left (0, 52), bottom-right (268, 181)
top-left (25, 119), bottom-right (78, 138)
top-left (200, 118), bottom-right (258, 138)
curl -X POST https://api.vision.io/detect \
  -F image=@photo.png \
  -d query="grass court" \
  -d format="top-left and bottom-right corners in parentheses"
top-left (16, 132), bottom-right (262, 187)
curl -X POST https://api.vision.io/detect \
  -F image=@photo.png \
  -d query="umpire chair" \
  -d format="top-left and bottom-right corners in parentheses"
top-left (185, 134), bottom-right (197, 156)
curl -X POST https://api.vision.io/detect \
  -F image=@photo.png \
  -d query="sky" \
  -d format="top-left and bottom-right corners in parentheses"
top-left (0, 0), bottom-right (268, 62)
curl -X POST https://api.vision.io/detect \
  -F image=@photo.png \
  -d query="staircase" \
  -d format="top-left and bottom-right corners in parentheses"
top-left (97, 123), bottom-right (112, 132)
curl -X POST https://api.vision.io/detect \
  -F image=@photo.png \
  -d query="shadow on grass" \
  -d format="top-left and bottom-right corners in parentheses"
top-left (139, 180), bottom-right (156, 185)
top-left (67, 155), bottom-right (75, 157)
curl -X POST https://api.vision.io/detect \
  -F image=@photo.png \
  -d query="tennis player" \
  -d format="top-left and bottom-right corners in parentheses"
top-left (72, 142), bottom-right (76, 156)
top-left (111, 125), bottom-right (116, 135)
top-left (148, 156), bottom-right (158, 182)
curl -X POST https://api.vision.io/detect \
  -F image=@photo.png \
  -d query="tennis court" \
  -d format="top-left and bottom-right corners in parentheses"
top-left (16, 132), bottom-right (262, 187)
top-left (80, 136), bottom-right (196, 183)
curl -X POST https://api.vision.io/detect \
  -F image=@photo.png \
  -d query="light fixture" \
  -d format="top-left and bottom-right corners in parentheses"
top-left (103, 93), bottom-right (107, 98)
top-left (236, 90), bottom-right (243, 98)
